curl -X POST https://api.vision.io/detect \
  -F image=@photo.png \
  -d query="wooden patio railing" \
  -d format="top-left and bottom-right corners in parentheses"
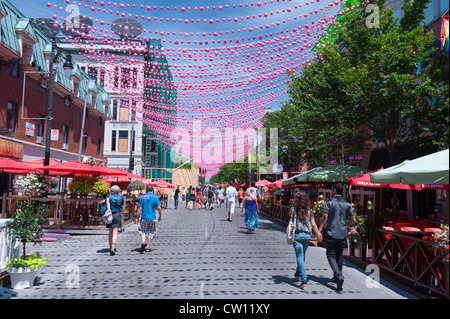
top-left (372, 228), bottom-right (449, 298)
top-left (1, 193), bottom-right (141, 230)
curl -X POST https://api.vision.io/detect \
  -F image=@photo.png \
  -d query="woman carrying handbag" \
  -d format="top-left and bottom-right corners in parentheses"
top-left (289, 191), bottom-right (322, 290)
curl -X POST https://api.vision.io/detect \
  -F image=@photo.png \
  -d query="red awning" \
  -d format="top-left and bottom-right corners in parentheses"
top-left (0, 157), bottom-right (34, 174)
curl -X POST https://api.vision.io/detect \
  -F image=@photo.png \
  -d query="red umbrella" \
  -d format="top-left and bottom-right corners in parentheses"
top-left (150, 180), bottom-right (175, 188)
top-left (348, 169), bottom-right (389, 188)
top-left (102, 167), bottom-right (151, 184)
top-left (348, 169), bottom-right (449, 190)
top-left (255, 179), bottom-right (271, 187)
top-left (0, 157), bottom-right (35, 174)
top-left (34, 161), bottom-right (128, 177)
top-left (268, 179), bottom-right (287, 188)
top-left (25, 158), bottom-right (62, 167)
top-left (102, 176), bottom-right (131, 183)
top-left (92, 165), bottom-right (131, 177)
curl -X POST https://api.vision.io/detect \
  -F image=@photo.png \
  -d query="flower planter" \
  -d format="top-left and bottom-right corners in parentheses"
top-left (9, 267), bottom-right (36, 289)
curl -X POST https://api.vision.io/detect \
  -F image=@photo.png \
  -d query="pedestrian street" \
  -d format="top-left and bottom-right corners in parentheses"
top-left (14, 204), bottom-right (416, 300)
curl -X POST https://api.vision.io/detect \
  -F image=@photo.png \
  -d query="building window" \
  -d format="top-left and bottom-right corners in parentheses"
top-left (98, 117), bottom-right (102, 125)
top-left (119, 100), bottom-right (129, 121)
top-left (132, 68), bottom-right (138, 89)
top-left (82, 134), bottom-right (88, 155)
top-left (99, 69), bottom-right (105, 86)
top-left (9, 59), bottom-right (20, 77)
top-left (88, 67), bottom-right (98, 82)
top-left (6, 101), bottom-right (19, 136)
top-left (112, 100), bottom-right (118, 121)
top-left (35, 115), bottom-right (45, 138)
top-left (114, 66), bottom-right (119, 88)
top-left (118, 130), bottom-right (128, 152)
top-left (111, 131), bottom-right (117, 151)
top-left (62, 125), bottom-right (69, 144)
top-left (97, 139), bottom-right (101, 158)
top-left (131, 100), bottom-right (136, 119)
top-left (121, 67), bottom-right (130, 88)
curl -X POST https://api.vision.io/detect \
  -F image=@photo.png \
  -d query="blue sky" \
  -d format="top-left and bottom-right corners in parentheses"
top-left (8, 0), bottom-right (341, 168)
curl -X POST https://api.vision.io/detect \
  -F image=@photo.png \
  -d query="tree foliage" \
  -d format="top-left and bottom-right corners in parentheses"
top-left (264, 0), bottom-right (448, 167)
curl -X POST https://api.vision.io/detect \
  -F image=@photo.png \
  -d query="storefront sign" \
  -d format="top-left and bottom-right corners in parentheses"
top-left (0, 138), bottom-right (24, 159)
top-left (25, 122), bottom-right (35, 136)
top-left (51, 129), bottom-right (59, 141)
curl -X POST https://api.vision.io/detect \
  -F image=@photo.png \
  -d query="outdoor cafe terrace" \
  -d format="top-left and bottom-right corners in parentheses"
top-left (0, 158), bottom-right (174, 231)
top-left (1, 149), bottom-right (449, 298)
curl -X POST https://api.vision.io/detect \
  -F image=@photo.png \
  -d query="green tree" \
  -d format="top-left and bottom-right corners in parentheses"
top-left (210, 156), bottom-right (269, 185)
top-left (271, 0), bottom-right (448, 167)
top-left (7, 201), bottom-right (47, 259)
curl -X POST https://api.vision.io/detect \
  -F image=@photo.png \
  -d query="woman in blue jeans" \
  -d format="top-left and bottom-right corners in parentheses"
top-left (289, 191), bottom-right (322, 290)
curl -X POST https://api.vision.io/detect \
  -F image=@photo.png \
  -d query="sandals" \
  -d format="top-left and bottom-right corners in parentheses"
top-left (145, 248), bottom-right (154, 252)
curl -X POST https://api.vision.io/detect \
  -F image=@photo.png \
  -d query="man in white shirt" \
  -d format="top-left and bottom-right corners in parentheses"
top-left (226, 185), bottom-right (238, 222)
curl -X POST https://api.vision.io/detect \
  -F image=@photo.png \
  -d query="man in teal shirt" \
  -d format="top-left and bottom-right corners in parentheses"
top-left (136, 185), bottom-right (162, 253)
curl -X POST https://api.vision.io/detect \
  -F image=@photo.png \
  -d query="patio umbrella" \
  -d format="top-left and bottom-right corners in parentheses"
top-left (103, 167), bottom-right (151, 184)
top-left (255, 179), bottom-right (271, 187)
top-left (25, 158), bottom-right (61, 167)
top-left (370, 149), bottom-right (449, 185)
top-left (34, 161), bottom-right (128, 177)
top-left (348, 169), bottom-right (389, 188)
top-left (0, 157), bottom-right (34, 174)
top-left (24, 158), bottom-right (73, 177)
top-left (282, 167), bottom-right (323, 186)
top-left (283, 164), bottom-right (370, 185)
top-left (268, 179), bottom-right (286, 188)
top-left (150, 180), bottom-right (175, 188)
top-left (349, 169), bottom-right (449, 190)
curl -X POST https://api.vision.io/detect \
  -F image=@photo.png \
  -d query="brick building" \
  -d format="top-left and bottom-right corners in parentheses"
top-left (0, 0), bottom-right (110, 170)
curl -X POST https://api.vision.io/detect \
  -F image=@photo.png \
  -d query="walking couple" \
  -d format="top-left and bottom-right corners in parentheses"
top-left (290, 183), bottom-right (355, 291)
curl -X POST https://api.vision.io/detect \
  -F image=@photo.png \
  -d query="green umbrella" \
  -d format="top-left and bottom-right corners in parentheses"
top-left (283, 164), bottom-right (370, 185)
top-left (370, 149), bottom-right (449, 185)
top-left (282, 167), bottom-right (323, 186)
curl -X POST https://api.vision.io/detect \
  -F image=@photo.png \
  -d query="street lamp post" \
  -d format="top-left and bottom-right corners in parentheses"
top-left (44, 41), bottom-right (73, 168)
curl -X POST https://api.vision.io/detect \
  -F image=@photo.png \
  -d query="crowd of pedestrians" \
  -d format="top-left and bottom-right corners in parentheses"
top-left (101, 181), bottom-right (355, 292)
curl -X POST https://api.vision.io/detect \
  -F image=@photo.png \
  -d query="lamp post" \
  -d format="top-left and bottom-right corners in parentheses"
top-left (44, 41), bottom-right (74, 169)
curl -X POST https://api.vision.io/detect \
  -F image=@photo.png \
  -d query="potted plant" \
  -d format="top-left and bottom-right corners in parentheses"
top-left (347, 213), bottom-right (371, 261)
top-left (5, 200), bottom-right (48, 289)
top-left (127, 179), bottom-right (145, 195)
top-left (92, 178), bottom-right (109, 196)
top-left (434, 224), bottom-right (449, 263)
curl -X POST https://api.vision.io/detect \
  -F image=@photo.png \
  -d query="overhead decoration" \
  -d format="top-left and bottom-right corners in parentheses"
top-left (36, 0), bottom-right (355, 168)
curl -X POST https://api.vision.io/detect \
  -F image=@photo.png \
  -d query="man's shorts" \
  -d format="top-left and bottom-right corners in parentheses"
top-left (228, 200), bottom-right (236, 214)
top-left (138, 220), bottom-right (157, 239)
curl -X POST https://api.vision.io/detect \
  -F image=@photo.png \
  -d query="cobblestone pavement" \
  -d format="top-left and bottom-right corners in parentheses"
top-left (12, 204), bottom-right (416, 300)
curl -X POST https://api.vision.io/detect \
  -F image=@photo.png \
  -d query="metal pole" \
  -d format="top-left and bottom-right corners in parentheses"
top-left (129, 114), bottom-right (135, 172)
top-left (77, 86), bottom-right (89, 161)
top-left (44, 44), bottom-right (57, 169)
